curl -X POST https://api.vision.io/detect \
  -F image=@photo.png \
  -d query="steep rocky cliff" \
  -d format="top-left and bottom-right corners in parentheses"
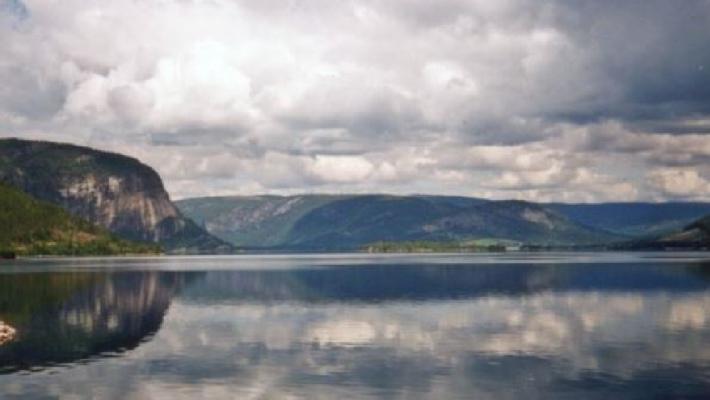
top-left (0, 183), bottom-right (160, 256)
top-left (0, 138), bottom-right (231, 253)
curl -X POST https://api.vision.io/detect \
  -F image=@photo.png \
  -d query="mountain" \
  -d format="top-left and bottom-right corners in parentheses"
top-left (177, 195), bottom-right (350, 247)
top-left (0, 183), bottom-right (158, 256)
top-left (177, 195), bottom-right (619, 250)
top-left (547, 203), bottom-right (710, 238)
top-left (651, 215), bottom-right (710, 249)
top-left (0, 138), bottom-right (231, 253)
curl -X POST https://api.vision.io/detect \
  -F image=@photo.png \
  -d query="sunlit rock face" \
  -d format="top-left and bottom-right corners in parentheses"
top-left (55, 172), bottom-right (180, 242)
top-left (0, 271), bottom-right (185, 372)
top-left (0, 138), bottom-right (230, 251)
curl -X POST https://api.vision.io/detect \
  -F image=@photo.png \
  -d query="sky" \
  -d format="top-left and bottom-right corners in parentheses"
top-left (1, 0), bottom-right (709, 202)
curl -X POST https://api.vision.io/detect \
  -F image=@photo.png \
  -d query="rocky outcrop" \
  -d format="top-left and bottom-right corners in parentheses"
top-left (0, 321), bottom-right (15, 346)
top-left (0, 138), bottom-right (231, 253)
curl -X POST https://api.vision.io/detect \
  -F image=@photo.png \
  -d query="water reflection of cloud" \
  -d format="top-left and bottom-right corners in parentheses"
top-left (308, 320), bottom-right (377, 347)
top-left (2, 291), bottom-right (710, 399)
top-left (138, 292), bottom-right (710, 398)
top-left (668, 299), bottom-right (709, 330)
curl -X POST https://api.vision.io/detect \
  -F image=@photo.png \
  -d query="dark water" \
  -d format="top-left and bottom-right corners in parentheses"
top-left (1, 253), bottom-right (710, 399)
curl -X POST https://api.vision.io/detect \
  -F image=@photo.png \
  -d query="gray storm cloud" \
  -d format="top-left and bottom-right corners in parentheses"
top-left (1, 0), bottom-right (709, 201)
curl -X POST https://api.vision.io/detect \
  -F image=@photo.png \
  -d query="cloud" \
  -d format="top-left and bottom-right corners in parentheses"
top-left (1, 0), bottom-right (709, 201)
top-left (648, 168), bottom-right (710, 200)
top-left (307, 155), bottom-right (375, 183)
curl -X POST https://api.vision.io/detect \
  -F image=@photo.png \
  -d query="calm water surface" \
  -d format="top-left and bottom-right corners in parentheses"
top-left (1, 252), bottom-right (710, 399)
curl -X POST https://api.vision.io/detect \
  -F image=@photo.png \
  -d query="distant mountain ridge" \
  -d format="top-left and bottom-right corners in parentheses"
top-left (0, 138), bottom-right (231, 253)
top-left (546, 202), bottom-right (710, 238)
top-left (177, 194), bottom-right (625, 250)
top-left (178, 195), bottom-right (710, 250)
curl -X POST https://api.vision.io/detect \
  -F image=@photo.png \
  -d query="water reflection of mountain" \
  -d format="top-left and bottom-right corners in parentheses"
top-left (0, 271), bottom-right (187, 373)
top-left (1, 257), bottom-right (710, 398)
top-left (182, 263), bottom-right (710, 304)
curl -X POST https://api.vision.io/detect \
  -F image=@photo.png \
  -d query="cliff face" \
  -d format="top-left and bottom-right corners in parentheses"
top-left (0, 183), bottom-right (160, 256)
top-left (55, 168), bottom-right (177, 241)
top-left (0, 138), bottom-right (230, 252)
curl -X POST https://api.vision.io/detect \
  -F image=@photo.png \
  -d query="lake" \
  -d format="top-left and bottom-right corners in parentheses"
top-left (1, 252), bottom-right (710, 399)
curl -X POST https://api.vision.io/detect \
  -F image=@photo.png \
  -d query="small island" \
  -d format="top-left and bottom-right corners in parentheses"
top-left (364, 239), bottom-right (523, 253)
